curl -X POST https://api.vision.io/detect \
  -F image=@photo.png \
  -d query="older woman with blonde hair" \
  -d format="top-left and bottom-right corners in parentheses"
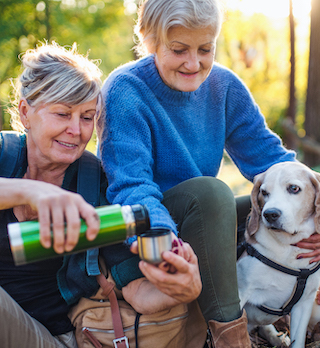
top-left (98, 0), bottom-right (296, 346)
top-left (0, 42), bottom-right (105, 348)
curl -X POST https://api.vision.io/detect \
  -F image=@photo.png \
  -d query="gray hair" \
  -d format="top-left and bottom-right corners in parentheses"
top-left (134, 0), bottom-right (223, 56)
top-left (9, 41), bottom-right (102, 132)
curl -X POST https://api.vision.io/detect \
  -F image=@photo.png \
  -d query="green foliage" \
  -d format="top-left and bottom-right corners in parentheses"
top-left (0, 1), bottom-right (310, 140)
top-left (0, 0), bottom-right (137, 129)
top-left (217, 10), bottom-right (309, 134)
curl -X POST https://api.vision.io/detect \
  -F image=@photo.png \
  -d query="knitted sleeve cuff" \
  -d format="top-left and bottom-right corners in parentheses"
top-left (110, 255), bottom-right (144, 290)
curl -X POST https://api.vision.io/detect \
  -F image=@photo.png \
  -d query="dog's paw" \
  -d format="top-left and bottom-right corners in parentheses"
top-left (277, 332), bottom-right (291, 347)
top-left (258, 324), bottom-right (291, 347)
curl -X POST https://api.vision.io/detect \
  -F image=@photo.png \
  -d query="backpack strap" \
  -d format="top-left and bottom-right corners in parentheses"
top-left (77, 150), bottom-right (103, 277)
top-left (0, 131), bottom-right (27, 178)
top-left (77, 150), bottom-right (101, 206)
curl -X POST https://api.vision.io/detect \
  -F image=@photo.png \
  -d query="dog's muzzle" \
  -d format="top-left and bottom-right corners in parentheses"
top-left (263, 208), bottom-right (282, 229)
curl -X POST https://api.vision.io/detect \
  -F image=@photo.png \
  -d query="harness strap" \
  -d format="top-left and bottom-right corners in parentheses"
top-left (258, 269), bottom-right (312, 316)
top-left (246, 243), bottom-right (301, 276)
top-left (244, 242), bottom-right (320, 316)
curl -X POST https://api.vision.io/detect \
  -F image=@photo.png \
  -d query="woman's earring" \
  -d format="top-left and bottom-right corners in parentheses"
top-left (24, 128), bottom-right (29, 133)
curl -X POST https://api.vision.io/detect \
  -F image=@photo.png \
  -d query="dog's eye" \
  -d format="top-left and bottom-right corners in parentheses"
top-left (287, 185), bottom-right (301, 194)
top-left (261, 189), bottom-right (269, 197)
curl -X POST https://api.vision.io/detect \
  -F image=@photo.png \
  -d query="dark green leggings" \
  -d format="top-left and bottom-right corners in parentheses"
top-left (162, 176), bottom-right (251, 323)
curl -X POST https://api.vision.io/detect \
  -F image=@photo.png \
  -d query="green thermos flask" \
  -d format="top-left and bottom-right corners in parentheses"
top-left (7, 204), bottom-right (150, 266)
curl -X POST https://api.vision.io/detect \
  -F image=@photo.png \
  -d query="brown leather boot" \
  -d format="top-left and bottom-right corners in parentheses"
top-left (208, 310), bottom-right (251, 348)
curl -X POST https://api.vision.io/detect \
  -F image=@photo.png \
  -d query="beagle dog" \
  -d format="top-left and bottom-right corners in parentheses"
top-left (237, 161), bottom-right (320, 347)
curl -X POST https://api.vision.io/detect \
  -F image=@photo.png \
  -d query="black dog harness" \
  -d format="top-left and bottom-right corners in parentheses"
top-left (242, 241), bottom-right (320, 316)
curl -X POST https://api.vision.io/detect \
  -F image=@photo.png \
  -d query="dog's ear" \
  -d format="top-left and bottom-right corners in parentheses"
top-left (310, 170), bottom-right (320, 233)
top-left (247, 173), bottom-right (265, 236)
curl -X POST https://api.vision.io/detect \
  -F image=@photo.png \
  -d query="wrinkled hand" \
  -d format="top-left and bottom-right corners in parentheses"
top-left (131, 236), bottom-right (202, 304)
top-left (294, 233), bottom-right (320, 263)
top-left (122, 277), bottom-right (181, 314)
top-left (24, 180), bottom-right (100, 253)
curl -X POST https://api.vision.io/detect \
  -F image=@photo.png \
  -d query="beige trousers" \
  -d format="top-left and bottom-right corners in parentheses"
top-left (0, 286), bottom-right (77, 348)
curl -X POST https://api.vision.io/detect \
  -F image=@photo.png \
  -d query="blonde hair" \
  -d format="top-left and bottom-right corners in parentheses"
top-left (9, 41), bottom-right (102, 132)
top-left (134, 0), bottom-right (223, 57)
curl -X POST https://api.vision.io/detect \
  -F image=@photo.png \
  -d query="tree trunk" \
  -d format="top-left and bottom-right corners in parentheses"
top-left (304, 0), bottom-right (320, 167)
top-left (44, 0), bottom-right (51, 40)
top-left (284, 0), bottom-right (297, 150)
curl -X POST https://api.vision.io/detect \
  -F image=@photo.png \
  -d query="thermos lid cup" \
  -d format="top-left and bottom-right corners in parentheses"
top-left (137, 228), bottom-right (172, 264)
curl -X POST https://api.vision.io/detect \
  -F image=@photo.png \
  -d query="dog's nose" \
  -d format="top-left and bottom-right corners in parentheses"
top-left (263, 208), bottom-right (281, 223)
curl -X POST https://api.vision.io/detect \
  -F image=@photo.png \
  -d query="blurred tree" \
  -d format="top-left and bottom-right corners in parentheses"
top-left (0, 0), bottom-right (137, 130)
top-left (304, 0), bottom-right (320, 166)
top-left (0, 0), bottom-right (314, 163)
top-left (217, 11), bottom-right (290, 135)
top-left (283, 0), bottom-right (297, 150)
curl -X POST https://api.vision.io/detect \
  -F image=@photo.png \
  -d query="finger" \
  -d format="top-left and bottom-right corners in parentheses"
top-left (299, 234), bottom-right (320, 243)
top-left (310, 255), bottom-right (320, 264)
top-left (158, 243), bottom-right (198, 275)
top-left (84, 210), bottom-right (100, 241)
top-left (139, 260), bottom-right (183, 286)
top-left (139, 260), bottom-right (200, 302)
top-left (171, 234), bottom-right (179, 249)
top-left (158, 261), bottom-right (170, 272)
top-left (160, 259), bottom-right (177, 274)
top-left (295, 242), bottom-right (320, 251)
top-left (130, 241), bottom-right (139, 254)
top-left (50, 202), bottom-right (66, 254)
top-left (64, 203), bottom-right (81, 252)
top-left (161, 251), bottom-right (190, 273)
top-left (297, 250), bottom-right (320, 259)
top-left (297, 250), bottom-right (320, 258)
top-left (174, 242), bottom-right (198, 265)
top-left (77, 199), bottom-right (99, 241)
top-left (38, 205), bottom-right (52, 249)
top-left (180, 241), bottom-right (194, 263)
top-left (178, 238), bottom-right (189, 261)
top-left (139, 261), bottom-right (170, 285)
top-left (166, 240), bottom-right (191, 273)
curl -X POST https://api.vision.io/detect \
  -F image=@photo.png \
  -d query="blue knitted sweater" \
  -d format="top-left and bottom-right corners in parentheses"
top-left (100, 55), bottom-right (296, 234)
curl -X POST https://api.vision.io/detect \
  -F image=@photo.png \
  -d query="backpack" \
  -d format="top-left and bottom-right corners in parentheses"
top-left (0, 131), bottom-right (101, 205)
top-left (0, 131), bottom-right (27, 178)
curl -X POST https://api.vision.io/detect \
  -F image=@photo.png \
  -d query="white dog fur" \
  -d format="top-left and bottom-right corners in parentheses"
top-left (237, 161), bottom-right (320, 347)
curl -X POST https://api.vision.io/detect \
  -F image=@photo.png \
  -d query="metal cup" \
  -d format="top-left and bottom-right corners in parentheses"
top-left (137, 228), bottom-right (172, 264)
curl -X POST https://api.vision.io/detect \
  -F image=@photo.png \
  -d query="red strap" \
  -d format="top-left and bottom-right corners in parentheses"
top-left (96, 274), bottom-right (129, 348)
top-left (82, 328), bottom-right (102, 348)
top-left (96, 273), bottom-right (115, 297)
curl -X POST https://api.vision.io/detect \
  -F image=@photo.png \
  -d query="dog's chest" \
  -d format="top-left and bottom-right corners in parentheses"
top-left (237, 255), bottom-right (320, 309)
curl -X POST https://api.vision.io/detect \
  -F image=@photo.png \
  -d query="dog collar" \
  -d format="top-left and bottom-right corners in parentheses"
top-left (244, 242), bottom-right (320, 316)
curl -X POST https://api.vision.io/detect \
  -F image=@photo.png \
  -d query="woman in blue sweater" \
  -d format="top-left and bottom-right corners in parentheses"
top-left (1, 41), bottom-right (180, 348)
top-left (98, 0), bottom-right (296, 346)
